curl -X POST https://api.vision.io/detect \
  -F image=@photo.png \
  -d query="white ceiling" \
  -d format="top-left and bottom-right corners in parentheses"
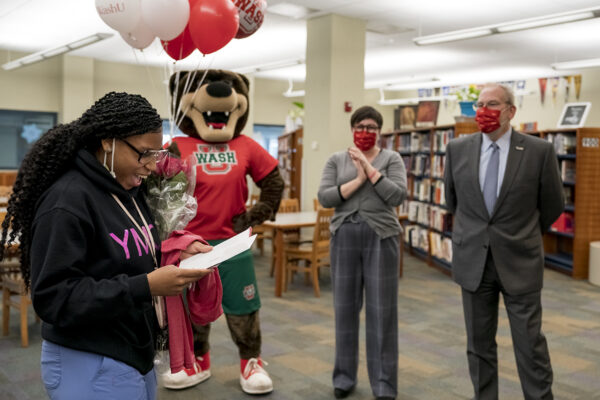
top-left (1, 0), bottom-right (600, 90)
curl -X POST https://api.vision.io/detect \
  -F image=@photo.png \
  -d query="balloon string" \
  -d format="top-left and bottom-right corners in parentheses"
top-left (174, 54), bottom-right (215, 129)
top-left (138, 48), bottom-right (159, 95)
top-left (163, 62), bottom-right (176, 142)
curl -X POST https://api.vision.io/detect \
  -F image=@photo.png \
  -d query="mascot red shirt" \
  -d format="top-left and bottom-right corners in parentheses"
top-left (171, 135), bottom-right (278, 240)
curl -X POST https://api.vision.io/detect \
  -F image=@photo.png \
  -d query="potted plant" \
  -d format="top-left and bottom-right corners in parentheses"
top-left (455, 85), bottom-right (480, 117)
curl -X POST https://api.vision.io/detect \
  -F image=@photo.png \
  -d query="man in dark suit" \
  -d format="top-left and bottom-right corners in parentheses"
top-left (444, 83), bottom-right (564, 400)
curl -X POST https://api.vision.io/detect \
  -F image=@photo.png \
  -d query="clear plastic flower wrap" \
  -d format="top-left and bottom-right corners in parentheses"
top-left (145, 153), bottom-right (198, 241)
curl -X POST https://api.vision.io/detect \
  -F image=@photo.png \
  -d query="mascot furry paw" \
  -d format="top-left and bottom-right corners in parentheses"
top-left (164, 69), bottom-right (282, 395)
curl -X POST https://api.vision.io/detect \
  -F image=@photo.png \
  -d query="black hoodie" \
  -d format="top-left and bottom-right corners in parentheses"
top-left (30, 149), bottom-right (160, 374)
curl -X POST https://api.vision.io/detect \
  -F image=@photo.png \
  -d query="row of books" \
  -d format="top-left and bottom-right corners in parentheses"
top-left (411, 180), bottom-right (431, 202)
top-left (433, 129), bottom-right (454, 152)
top-left (396, 134), bottom-right (411, 152)
top-left (407, 201), bottom-right (430, 225)
top-left (405, 225), bottom-right (429, 253)
top-left (409, 180), bottom-right (446, 206)
top-left (406, 201), bottom-right (451, 231)
top-left (430, 206), bottom-right (452, 233)
top-left (564, 186), bottom-right (574, 208)
top-left (410, 132), bottom-right (431, 152)
top-left (546, 132), bottom-right (576, 155)
top-left (430, 232), bottom-right (452, 263)
top-left (561, 160), bottom-right (576, 182)
top-left (410, 154), bottom-right (431, 176)
top-left (431, 155), bottom-right (445, 178)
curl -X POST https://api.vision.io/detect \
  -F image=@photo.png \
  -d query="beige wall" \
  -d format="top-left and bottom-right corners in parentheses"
top-left (0, 50), bottom-right (63, 114)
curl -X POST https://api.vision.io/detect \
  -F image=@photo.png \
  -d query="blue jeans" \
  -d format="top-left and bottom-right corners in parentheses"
top-left (41, 340), bottom-right (156, 400)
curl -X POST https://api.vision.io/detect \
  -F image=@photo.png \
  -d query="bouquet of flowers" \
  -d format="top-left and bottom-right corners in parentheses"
top-left (145, 153), bottom-right (197, 241)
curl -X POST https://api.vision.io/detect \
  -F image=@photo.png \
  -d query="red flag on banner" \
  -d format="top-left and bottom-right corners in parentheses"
top-left (538, 78), bottom-right (547, 104)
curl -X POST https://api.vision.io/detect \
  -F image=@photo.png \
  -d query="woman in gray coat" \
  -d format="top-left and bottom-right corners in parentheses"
top-left (318, 106), bottom-right (407, 400)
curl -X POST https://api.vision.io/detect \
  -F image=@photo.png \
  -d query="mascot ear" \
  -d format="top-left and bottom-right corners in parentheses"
top-left (238, 72), bottom-right (250, 93)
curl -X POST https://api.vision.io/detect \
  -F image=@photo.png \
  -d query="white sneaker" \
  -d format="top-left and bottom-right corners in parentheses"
top-left (161, 357), bottom-right (211, 390)
top-left (240, 358), bottom-right (273, 394)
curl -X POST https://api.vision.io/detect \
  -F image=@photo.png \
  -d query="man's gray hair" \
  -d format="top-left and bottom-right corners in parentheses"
top-left (482, 83), bottom-right (515, 106)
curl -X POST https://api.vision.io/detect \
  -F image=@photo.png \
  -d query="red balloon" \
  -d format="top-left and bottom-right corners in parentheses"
top-left (162, 25), bottom-right (196, 61)
top-left (233, 0), bottom-right (266, 39)
top-left (189, 0), bottom-right (239, 55)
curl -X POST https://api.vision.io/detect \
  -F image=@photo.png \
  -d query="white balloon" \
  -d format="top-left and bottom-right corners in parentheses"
top-left (120, 19), bottom-right (156, 50)
top-left (141, 0), bottom-right (190, 41)
top-left (95, 0), bottom-right (142, 33)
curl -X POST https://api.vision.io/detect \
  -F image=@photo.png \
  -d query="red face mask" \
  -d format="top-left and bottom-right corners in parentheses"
top-left (475, 107), bottom-right (502, 134)
top-left (353, 130), bottom-right (377, 151)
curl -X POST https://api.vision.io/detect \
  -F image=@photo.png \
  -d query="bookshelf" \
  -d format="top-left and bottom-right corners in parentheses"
top-left (382, 123), bottom-right (462, 275)
top-left (277, 128), bottom-right (303, 200)
top-left (539, 127), bottom-right (600, 279)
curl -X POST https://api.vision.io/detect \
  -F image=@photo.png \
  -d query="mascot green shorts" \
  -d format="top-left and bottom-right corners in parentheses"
top-left (208, 239), bottom-right (261, 315)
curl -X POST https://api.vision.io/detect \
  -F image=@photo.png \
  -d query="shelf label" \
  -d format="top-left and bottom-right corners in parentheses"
top-left (582, 137), bottom-right (599, 148)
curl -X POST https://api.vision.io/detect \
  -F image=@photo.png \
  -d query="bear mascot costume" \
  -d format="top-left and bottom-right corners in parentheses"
top-left (161, 69), bottom-right (283, 394)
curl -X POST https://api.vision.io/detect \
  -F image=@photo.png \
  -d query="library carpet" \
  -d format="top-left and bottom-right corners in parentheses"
top-left (1, 247), bottom-right (600, 400)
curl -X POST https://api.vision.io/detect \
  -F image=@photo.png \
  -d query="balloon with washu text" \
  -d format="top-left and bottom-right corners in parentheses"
top-left (95, 0), bottom-right (142, 33)
top-left (231, 0), bottom-right (266, 39)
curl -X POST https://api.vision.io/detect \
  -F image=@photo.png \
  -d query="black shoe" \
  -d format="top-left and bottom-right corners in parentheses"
top-left (334, 387), bottom-right (352, 399)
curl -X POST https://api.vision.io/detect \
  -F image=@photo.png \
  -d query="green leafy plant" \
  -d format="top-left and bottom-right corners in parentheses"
top-left (455, 85), bottom-right (480, 101)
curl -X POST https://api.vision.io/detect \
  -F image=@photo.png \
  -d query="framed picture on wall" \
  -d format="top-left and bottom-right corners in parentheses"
top-left (416, 100), bottom-right (440, 127)
top-left (394, 105), bottom-right (418, 130)
top-left (557, 102), bottom-right (591, 129)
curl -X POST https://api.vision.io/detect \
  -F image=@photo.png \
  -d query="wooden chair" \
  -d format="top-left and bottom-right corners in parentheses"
top-left (1, 245), bottom-right (38, 347)
top-left (313, 198), bottom-right (322, 211)
top-left (282, 207), bottom-right (334, 297)
top-left (279, 198), bottom-right (300, 212)
top-left (267, 198), bottom-right (301, 276)
top-left (248, 194), bottom-right (267, 255)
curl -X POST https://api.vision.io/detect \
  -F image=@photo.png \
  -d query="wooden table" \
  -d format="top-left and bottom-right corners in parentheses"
top-left (262, 211), bottom-right (317, 297)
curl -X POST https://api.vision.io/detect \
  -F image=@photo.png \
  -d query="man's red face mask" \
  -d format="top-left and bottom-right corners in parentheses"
top-left (475, 107), bottom-right (502, 134)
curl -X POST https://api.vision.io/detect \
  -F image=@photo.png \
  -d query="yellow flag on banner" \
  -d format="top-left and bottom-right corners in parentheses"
top-left (574, 75), bottom-right (582, 100)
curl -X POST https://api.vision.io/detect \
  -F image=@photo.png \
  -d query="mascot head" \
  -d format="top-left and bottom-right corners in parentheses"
top-left (169, 69), bottom-right (250, 143)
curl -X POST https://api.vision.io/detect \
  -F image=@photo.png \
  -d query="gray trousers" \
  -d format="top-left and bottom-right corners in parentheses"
top-left (462, 251), bottom-right (553, 400)
top-left (331, 216), bottom-right (399, 398)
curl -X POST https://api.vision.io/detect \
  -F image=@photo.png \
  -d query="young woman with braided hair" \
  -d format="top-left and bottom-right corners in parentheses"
top-left (0, 92), bottom-right (212, 400)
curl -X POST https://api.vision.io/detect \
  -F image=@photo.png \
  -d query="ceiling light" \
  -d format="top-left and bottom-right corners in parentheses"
top-left (234, 59), bottom-right (305, 74)
top-left (496, 10), bottom-right (598, 33)
top-left (413, 7), bottom-right (600, 46)
top-left (2, 33), bottom-right (113, 71)
top-left (414, 29), bottom-right (492, 45)
top-left (552, 57), bottom-right (600, 70)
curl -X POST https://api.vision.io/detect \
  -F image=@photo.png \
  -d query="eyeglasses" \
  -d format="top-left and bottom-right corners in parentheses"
top-left (473, 101), bottom-right (511, 111)
top-left (352, 124), bottom-right (380, 133)
top-left (120, 139), bottom-right (169, 164)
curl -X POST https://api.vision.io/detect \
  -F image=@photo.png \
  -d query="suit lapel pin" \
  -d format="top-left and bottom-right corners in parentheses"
top-left (515, 146), bottom-right (524, 151)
